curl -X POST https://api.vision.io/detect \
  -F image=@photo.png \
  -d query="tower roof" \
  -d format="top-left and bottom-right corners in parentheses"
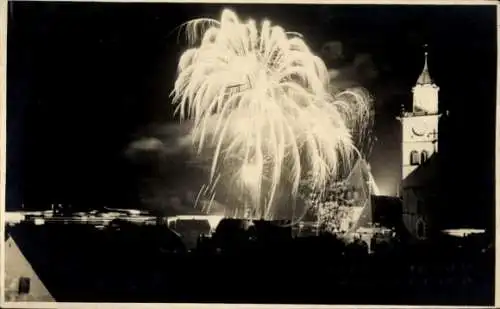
top-left (416, 51), bottom-right (434, 85)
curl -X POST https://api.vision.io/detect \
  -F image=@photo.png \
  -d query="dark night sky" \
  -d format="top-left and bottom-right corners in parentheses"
top-left (6, 2), bottom-right (497, 228)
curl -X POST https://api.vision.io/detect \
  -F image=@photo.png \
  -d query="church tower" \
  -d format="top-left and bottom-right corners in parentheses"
top-left (398, 46), bottom-right (441, 181)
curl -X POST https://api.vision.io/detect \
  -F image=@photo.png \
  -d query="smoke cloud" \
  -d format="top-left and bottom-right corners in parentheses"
top-left (124, 122), bottom-right (208, 215)
top-left (321, 40), bottom-right (379, 94)
top-left (128, 137), bottom-right (164, 152)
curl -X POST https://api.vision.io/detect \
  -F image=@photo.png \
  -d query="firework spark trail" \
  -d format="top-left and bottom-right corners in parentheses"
top-left (194, 184), bottom-right (206, 210)
top-left (171, 9), bottom-right (372, 220)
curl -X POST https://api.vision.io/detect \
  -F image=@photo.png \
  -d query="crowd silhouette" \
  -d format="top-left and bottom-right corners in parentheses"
top-left (5, 217), bottom-right (494, 305)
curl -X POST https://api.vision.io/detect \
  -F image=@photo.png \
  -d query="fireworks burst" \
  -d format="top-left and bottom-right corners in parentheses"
top-left (171, 9), bottom-right (372, 220)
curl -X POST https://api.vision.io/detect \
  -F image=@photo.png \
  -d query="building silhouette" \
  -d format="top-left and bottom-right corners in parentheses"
top-left (397, 47), bottom-right (445, 240)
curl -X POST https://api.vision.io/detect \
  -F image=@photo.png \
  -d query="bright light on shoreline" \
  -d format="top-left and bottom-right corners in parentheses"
top-left (442, 229), bottom-right (485, 238)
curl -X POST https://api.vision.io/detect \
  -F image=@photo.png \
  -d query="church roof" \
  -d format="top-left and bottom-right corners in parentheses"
top-left (416, 52), bottom-right (434, 85)
top-left (346, 159), bottom-right (370, 189)
top-left (402, 153), bottom-right (441, 189)
top-left (345, 158), bottom-right (380, 195)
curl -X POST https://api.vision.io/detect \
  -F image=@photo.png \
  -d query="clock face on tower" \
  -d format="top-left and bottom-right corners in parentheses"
top-left (411, 121), bottom-right (429, 137)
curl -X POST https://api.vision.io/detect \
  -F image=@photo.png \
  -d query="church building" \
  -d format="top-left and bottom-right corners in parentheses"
top-left (398, 48), bottom-right (445, 241)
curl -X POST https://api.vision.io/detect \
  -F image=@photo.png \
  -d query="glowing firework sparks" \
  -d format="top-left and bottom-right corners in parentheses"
top-left (172, 9), bottom-right (371, 220)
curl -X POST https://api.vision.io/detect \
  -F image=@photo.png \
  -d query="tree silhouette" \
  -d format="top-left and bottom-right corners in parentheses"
top-left (299, 173), bottom-right (357, 233)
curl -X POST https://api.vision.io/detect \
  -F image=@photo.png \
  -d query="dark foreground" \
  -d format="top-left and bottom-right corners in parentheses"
top-left (5, 221), bottom-right (494, 305)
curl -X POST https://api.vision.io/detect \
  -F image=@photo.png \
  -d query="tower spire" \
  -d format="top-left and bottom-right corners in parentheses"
top-left (416, 44), bottom-right (433, 85)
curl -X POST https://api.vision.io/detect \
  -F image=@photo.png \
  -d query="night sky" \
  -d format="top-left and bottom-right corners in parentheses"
top-left (6, 2), bottom-right (497, 228)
